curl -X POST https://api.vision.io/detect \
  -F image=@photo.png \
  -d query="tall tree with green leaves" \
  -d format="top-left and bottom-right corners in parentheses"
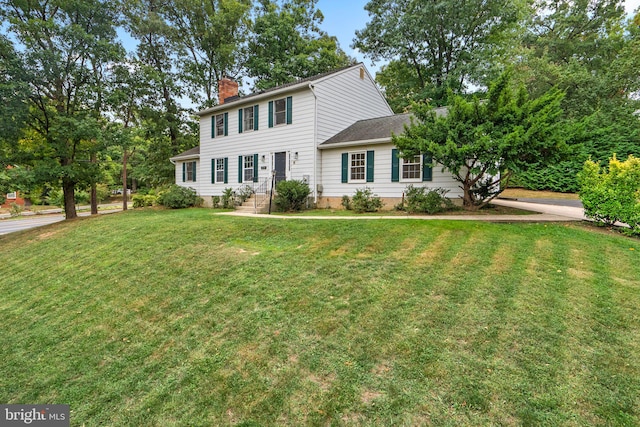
top-left (246, 0), bottom-right (353, 91)
top-left (354, 0), bottom-right (524, 110)
top-left (122, 0), bottom-right (197, 185)
top-left (1, 0), bottom-right (124, 218)
top-left (511, 0), bottom-right (640, 192)
top-left (393, 71), bottom-right (566, 209)
top-left (165, 0), bottom-right (252, 109)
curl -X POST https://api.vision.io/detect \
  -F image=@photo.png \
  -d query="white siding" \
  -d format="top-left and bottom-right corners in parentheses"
top-left (313, 66), bottom-right (393, 144)
top-left (196, 88), bottom-right (317, 197)
top-left (320, 143), bottom-right (463, 199)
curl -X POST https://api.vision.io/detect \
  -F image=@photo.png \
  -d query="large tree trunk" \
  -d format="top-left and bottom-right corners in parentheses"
top-left (62, 179), bottom-right (77, 219)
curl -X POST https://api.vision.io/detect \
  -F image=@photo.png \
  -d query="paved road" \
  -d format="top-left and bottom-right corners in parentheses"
top-left (0, 210), bottom-right (121, 236)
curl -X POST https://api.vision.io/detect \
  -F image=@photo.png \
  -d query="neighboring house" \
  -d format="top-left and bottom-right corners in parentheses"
top-left (171, 63), bottom-right (461, 209)
top-left (1, 166), bottom-right (26, 209)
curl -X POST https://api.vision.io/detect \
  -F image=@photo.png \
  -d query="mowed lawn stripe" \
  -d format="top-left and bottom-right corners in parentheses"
top-left (0, 209), bottom-right (639, 426)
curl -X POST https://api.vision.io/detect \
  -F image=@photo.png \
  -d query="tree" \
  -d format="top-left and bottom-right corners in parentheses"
top-left (393, 71), bottom-right (566, 209)
top-left (354, 0), bottom-right (523, 109)
top-left (509, 0), bottom-right (640, 192)
top-left (122, 0), bottom-right (198, 185)
top-left (1, 0), bottom-right (124, 219)
top-left (166, 0), bottom-right (252, 109)
top-left (246, 0), bottom-right (353, 91)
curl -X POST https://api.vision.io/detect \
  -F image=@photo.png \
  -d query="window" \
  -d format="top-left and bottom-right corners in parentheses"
top-left (274, 98), bottom-right (286, 126)
top-left (391, 149), bottom-right (432, 182)
top-left (183, 161), bottom-right (196, 182)
top-left (243, 107), bottom-right (254, 132)
top-left (239, 105), bottom-right (259, 133)
top-left (215, 114), bottom-right (225, 137)
top-left (215, 158), bottom-right (225, 183)
top-left (341, 151), bottom-right (374, 183)
top-left (243, 155), bottom-right (254, 183)
top-left (402, 155), bottom-right (422, 180)
top-left (268, 96), bottom-right (292, 127)
top-left (350, 152), bottom-right (366, 181)
top-left (6, 192), bottom-right (17, 200)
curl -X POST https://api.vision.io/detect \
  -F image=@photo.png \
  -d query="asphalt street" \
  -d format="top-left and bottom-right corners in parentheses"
top-left (0, 210), bottom-right (121, 236)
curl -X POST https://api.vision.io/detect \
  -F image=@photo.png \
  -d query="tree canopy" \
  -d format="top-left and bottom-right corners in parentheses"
top-left (393, 71), bottom-right (566, 209)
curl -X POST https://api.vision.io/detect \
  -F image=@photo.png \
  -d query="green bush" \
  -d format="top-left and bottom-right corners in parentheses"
top-left (341, 195), bottom-right (351, 210)
top-left (350, 187), bottom-right (383, 213)
top-left (9, 203), bottom-right (23, 217)
top-left (403, 185), bottom-right (454, 214)
top-left (221, 188), bottom-right (234, 209)
top-left (212, 196), bottom-right (221, 208)
top-left (578, 155), bottom-right (640, 234)
top-left (236, 185), bottom-right (254, 204)
top-left (158, 185), bottom-right (199, 209)
top-left (274, 180), bottom-right (311, 212)
top-left (132, 194), bottom-right (158, 208)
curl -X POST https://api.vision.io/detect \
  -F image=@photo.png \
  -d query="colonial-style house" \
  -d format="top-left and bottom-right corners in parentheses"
top-left (171, 63), bottom-right (461, 210)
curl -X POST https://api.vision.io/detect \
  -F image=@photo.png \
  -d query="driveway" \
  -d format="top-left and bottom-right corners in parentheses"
top-left (492, 198), bottom-right (587, 220)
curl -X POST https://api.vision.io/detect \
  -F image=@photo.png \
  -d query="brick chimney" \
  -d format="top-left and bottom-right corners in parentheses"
top-left (218, 77), bottom-right (239, 105)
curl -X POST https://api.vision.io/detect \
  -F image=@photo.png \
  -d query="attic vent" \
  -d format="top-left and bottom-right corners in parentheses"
top-left (359, 67), bottom-right (364, 80)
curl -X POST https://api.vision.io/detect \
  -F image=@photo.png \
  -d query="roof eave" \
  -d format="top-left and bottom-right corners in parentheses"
top-left (318, 137), bottom-right (392, 150)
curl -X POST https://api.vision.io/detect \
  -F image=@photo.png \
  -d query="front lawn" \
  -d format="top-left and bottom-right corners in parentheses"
top-left (0, 209), bottom-right (638, 426)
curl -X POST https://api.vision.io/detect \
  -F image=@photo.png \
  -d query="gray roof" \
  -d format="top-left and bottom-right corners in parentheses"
top-left (171, 146), bottom-right (200, 160)
top-left (319, 107), bottom-right (447, 148)
top-left (196, 63), bottom-right (363, 116)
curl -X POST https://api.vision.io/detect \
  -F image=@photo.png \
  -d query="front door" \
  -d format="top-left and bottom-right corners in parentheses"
top-left (274, 152), bottom-right (287, 185)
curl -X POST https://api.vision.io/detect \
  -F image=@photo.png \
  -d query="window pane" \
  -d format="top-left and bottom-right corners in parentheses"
top-left (350, 152), bottom-right (365, 181)
top-left (216, 159), bottom-right (224, 182)
top-left (275, 98), bottom-right (286, 125)
top-left (243, 155), bottom-right (254, 182)
top-left (244, 107), bottom-right (254, 131)
top-left (216, 114), bottom-right (225, 136)
top-left (402, 155), bottom-right (421, 179)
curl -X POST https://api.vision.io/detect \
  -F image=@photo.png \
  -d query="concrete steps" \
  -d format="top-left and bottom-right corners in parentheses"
top-left (235, 194), bottom-right (270, 214)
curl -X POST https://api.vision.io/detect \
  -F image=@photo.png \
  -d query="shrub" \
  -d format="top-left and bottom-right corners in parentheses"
top-left (9, 203), bottom-right (23, 217)
top-left (341, 195), bottom-right (352, 210)
top-left (158, 185), bottom-right (199, 209)
top-left (404, 185), bottom-right (454, 214)
top-left (236, 185), bottom-right (254, 204)
top-left (578, 155), bottom-right (640, 234)
top-left (212, 196), bottom-right (221, 208)
top-left (221, 188), bottom-right (235, 209)
top-left (132, 194), bottom-right (158, 208)
top-left (350, 187), bottom-right (383, 213)
top-left (274, 180), bottom-right (311, 212)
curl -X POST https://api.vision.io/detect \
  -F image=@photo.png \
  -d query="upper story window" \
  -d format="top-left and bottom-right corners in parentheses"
top-left (239, 105), bottom-right (258, 133)
top-left (215, 114), bottom-right (225, 136)
top-left (268, 96), bottom-right (292, 127)
top-left (243, 107), bottom-right (254, 131)
top-left (274, 98), bottom-right (287, 125)
top-left (211, 112), bottom-right (228, 138)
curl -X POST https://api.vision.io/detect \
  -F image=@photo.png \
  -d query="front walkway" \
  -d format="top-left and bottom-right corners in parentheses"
top-left (217, 199), bottom-right (586, 222)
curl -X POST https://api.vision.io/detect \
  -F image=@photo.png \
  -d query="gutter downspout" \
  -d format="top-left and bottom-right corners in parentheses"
top-left (309, 83), bottom-right (318, 204)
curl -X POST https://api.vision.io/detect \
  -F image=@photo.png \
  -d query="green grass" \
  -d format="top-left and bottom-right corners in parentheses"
top-left (1, 209), bottom-right (639, 426)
